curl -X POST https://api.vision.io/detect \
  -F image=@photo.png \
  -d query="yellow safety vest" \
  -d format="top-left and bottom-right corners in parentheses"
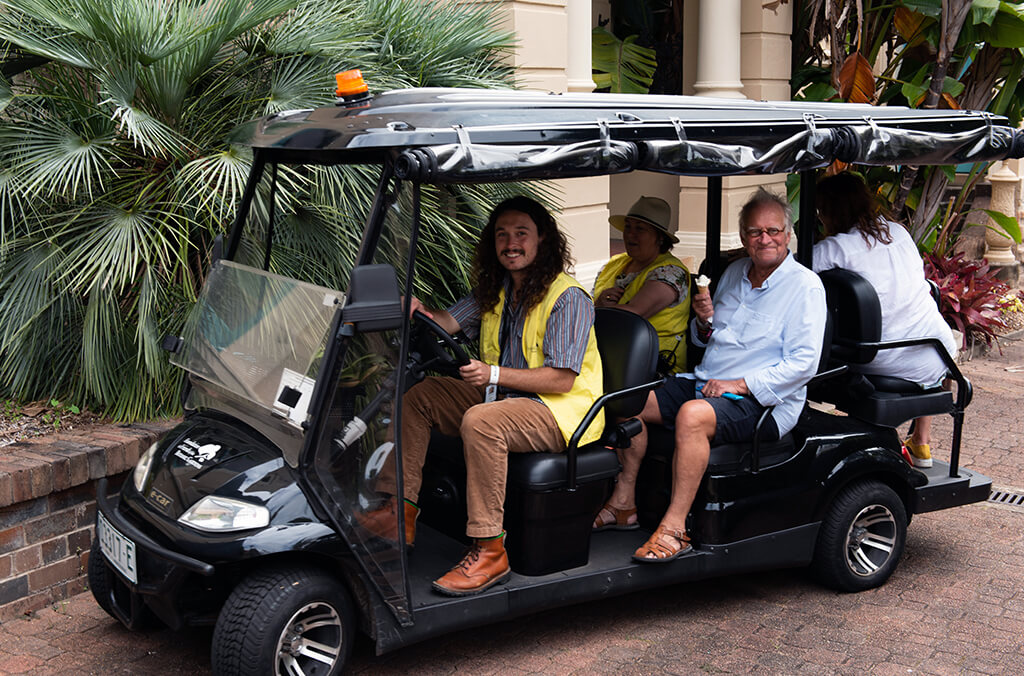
top-left (480, 273), bottom-right (604, 447)
top-left (593, 252), bottom-right (689, 373)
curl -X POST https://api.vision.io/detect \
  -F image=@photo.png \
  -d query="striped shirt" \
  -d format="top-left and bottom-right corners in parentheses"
top-left (449, 279), bottom-right (594, 399)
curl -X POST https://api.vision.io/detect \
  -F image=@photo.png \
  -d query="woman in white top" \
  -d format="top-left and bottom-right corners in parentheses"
top-left (813, 172), bottom-right (956, 468)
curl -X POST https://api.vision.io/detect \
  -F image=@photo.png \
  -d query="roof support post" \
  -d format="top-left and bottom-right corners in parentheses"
top-left (796, 170), bottom-right (816, 268)
top-left (225, 152), bottom-right (266, 261)
top-left (705, 176), bottom-right (723, 278)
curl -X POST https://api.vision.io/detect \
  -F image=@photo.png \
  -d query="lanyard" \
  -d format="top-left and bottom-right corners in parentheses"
top-left (498, 296), bottom-right (518, 366)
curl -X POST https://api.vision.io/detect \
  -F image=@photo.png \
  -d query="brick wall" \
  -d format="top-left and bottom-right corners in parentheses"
top-left (0, 422), bottom-right (176, 621)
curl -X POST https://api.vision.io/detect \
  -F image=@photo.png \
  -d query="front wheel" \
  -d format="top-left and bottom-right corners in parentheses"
top-left (87, 538), bottom-right (118, 620)
top-left (88, 538), bottom-right (159, 630)
top-left (812, 480), bottom-right (907, 592)
top-left (212, 565), bottom-right (355, 676)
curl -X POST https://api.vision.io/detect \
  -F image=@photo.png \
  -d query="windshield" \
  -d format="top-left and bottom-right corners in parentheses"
top-left (173, 261), bottom-right (342, 456)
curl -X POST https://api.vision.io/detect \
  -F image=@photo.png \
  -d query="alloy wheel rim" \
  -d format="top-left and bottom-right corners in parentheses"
top-left (845, 503), bottom-right (897, 577)
top-left (275, 601), bottom-right (342, 676)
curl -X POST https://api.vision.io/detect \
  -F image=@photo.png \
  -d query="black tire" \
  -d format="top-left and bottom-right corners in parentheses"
top-left (88, 538), bottom-right (160, 630)
top-left (87, 538), bottom-right (118, 620)
top-left (812, 480), bottom-right (907, 592)
top-left (212, 565), bottom-right (355, 676)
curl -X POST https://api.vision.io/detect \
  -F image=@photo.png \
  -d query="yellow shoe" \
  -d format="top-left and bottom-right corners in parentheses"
top-left (904, 438), bottom-right (932, 468)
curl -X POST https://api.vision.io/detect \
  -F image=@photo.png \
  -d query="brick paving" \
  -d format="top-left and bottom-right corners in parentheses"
top-left (1, 336), bottom-right (1022, 675)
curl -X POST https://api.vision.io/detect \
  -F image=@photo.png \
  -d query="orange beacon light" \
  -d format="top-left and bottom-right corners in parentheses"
top-left (335, 69), bottom-right (371, 107)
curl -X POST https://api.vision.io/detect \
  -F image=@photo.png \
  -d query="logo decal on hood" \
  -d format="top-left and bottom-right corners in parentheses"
top-left (173, 438), bottom-right (223, 469)
top-left (147, 487), bottom-right (173, 514)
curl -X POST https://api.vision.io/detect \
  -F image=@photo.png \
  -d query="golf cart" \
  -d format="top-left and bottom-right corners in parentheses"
top-left (89, 79), bottom-right (1021, 675)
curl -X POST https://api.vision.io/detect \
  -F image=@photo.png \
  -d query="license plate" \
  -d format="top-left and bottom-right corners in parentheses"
top-left (97, 511), bottom-right (138, 584)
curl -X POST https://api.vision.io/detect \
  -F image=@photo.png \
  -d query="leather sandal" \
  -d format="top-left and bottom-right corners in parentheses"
top-left (592, 503), bottom-right (639, 532)
top-left (632, 525), bottom-right (692, 563)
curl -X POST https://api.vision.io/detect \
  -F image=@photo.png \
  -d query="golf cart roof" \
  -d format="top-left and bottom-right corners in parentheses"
top-left (233, 88), bottom-right (1024, 181)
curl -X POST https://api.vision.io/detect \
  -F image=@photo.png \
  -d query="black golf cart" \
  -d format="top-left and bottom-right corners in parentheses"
top-left (89, 83), bottom-right (1022, 675)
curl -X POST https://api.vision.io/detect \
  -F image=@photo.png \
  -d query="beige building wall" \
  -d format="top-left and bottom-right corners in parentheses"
top-left (495, 0), bottom-right (569, 92)
top-left (740, 0), bottom-right (793, 102)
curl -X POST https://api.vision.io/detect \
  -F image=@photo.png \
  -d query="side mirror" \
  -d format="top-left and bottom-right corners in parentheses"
top-left (161, 334), bottom-right (183, 353)
top-left (342, 264), bottom-right (403, 332)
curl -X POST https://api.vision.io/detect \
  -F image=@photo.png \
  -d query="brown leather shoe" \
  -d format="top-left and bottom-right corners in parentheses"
top-left (354, 496), bottom-right (419, 547)
top-left (432, 533), bottom-right (511, 596)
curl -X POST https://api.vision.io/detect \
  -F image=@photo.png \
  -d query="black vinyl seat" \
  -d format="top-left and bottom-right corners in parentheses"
top-left (816, 268), bottom-right (962, 426)
top-left (502, 306), bottom-right (663, 574)
top-left (420, 306), bottom-right (664, 575)
top-left (814, 268), bottom-right (971, 476)
top-left (506, 306), bottom-right (663, 491)
top-left (645, 425), bottom-right (797, 474)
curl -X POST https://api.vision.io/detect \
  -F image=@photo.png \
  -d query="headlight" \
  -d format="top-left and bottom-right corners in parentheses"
top-left (178, 496), bottom-right (270, 532)
top-left (133, 442), bottom-right (159, 492)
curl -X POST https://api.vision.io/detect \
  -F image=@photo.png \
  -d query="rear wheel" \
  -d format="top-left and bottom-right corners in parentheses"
top-left (212, 565), bottom-right (354, 676)
top-left (812, 480), bottom-right (907, 592)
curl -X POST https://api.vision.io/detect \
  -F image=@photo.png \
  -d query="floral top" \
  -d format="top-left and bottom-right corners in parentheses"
top-left (597, 264), bottom-right (689, 306)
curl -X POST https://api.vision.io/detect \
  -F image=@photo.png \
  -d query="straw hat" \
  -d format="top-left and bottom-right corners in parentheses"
top-left (609, 196), bottom-right (678, 244)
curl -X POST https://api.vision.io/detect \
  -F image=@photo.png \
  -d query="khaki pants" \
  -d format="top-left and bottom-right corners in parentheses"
top-left (380, 376), bottom-right (566, 538)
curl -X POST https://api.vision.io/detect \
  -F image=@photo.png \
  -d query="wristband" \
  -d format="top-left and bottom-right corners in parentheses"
top-left (489, 365), bottom-right (500, 385)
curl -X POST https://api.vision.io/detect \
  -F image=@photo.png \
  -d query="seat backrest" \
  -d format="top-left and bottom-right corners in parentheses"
top-left (817, 303), bottom-right (834, 373)
top-left (818, 268), bottom-right (881, 364)
top-left (593, 307), bottom-right (660, 419)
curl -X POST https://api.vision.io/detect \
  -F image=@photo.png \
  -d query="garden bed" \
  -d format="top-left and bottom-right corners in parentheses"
top-left (1, 401), bottom-right (108, 449)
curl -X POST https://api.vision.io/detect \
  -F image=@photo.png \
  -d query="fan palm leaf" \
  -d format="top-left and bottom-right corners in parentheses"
top-left (0, 242), bottom-right (83, 395)
top-left (1, 104), bottom-right (117, 200)
top-left (0, 0), bottom-right (517, 419)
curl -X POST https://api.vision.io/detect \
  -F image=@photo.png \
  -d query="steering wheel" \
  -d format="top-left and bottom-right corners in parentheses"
top-left (410, 310), bottom-right (472, 375)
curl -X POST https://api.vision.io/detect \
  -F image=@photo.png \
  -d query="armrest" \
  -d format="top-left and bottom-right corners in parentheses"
top-left (750, 405), bottom-right (775, 473)
top-left (807, 364), bottom-right (848, 388)
top-left (565, 378), bottom-right (664, 490)
top-left (833, 336), bottom-right (970, 408)
top-left (831, 335), bottom-right (971, 478)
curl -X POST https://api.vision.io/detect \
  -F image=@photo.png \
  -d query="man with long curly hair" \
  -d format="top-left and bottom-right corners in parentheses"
top-left (363, 196), bottom-right (604, 596)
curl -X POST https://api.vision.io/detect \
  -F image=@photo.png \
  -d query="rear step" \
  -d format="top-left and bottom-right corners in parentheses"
top-left (912, 461), bottom-right (992, 513)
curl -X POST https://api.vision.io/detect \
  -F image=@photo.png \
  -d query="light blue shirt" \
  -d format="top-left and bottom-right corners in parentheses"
top-left (691, 252), bottom-right (827, 436)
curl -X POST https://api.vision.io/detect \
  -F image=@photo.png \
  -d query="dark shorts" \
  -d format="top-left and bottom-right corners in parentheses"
top-left (654, 377), bottom-right (779, 444)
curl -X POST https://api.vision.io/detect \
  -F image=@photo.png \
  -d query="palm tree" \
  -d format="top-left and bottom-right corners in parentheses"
top-left (0, 0), bottom-right (517, 419)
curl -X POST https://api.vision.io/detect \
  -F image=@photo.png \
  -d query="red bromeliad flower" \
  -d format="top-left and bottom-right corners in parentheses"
top-left (923, 252), bottom-right (1008, 348)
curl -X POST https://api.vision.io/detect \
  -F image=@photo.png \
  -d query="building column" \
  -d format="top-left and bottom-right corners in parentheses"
top-left (497, 0), bottom-right (570, 92)
top-left (566, 0), bottom-right (595, 92)
top-left (692, 0), bottom-right (744, 99)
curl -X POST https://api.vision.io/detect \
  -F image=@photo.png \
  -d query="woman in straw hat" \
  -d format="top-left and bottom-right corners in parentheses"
top-left (593, 196), bottom-right (691, 375)
top-left (592, 196), bottom-right (690, 533)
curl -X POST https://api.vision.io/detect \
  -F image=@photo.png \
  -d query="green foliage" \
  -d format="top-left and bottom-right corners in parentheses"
top-left (591, 26), bottom-right (657, 94)
top-left (0, 0), bottom-right (516, 420)
top-left (795, 1), bottom-right (1024, 249)
top-left (41, 398), bottom-right (80, 429)
top-left (981, 208), bottom-right (1023, 247)
top-left (2, 399), bottom-right (22, 419)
